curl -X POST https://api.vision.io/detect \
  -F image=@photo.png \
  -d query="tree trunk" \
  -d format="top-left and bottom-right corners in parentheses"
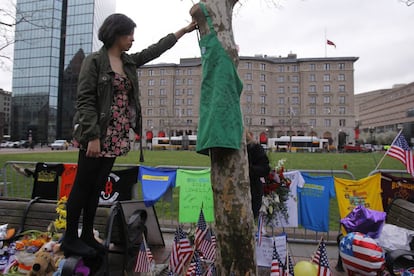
top-left (191, 1), bottom-right (257, 275)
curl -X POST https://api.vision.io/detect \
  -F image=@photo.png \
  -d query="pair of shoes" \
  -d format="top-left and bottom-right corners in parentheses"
top-left (61, 238), bottom-right (97, 258)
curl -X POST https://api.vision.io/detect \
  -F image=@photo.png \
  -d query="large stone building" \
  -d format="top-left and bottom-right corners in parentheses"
top-left (355, 82), bottom-right (414, 144)
top-left (138, 54), bottom-right (358, 146)
top-left (11, 0), bottom-right (114, 143)
top-left (0, 88), bottom-right (12, 139)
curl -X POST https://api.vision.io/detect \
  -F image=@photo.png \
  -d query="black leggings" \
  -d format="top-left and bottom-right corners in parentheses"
top-left (65, 150), bottom-right (115, 241)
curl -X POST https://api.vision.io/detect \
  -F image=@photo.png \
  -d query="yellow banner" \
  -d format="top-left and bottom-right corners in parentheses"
top-left (142, 174), bottom-right (169, 181)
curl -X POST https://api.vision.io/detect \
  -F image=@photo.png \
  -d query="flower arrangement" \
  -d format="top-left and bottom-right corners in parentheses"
top-left (50, 196), bottom-right (67, 232)
top-left (260, 159), bottom-right (293, 227)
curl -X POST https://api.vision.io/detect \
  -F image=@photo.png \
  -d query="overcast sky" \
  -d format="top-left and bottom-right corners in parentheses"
top-left (1, 0), bottom-right (413, 93)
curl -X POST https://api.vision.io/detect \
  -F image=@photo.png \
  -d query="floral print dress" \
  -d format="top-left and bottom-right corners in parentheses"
top-left (101, 73), bottom-right (132, 157)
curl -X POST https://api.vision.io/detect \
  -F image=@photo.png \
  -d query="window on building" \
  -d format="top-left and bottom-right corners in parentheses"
top-left (291, 86), bottom-right (299, 93)
top-left (187, 79), bottom-right (193, 85)
top-left (338, 74), bottom-right (345, 81)
top-left (310, 64), bottom-right (316, 71)
top-left (175, 79), bottom-right (181, 85)
top-left (160, 98), bottom-right (166, 105)
top-left (324, 63), bottom-right (331, 70)
top-left (339, 96), bottom-right (346, 104)
top-left (246, 95), bottom-right (252, 103)
top-left (160, 79), bottom-right (166, 86)
top-left (260, 96), bottom-right (266, 104)
top-left (187, 109), bottom-right (193, 116)
top-left (148, 79), bottom-right (155, 86)
top-left (187, 88), bottom-right (193, 95)
top-left (323, 107), bottom-right (331, 114)
top-left (309, 96), bottom-right (316, 104)
top-left (324, 119), bottom-right (331, 127)
top-left (245, 73), bottom-right (252, 80)
top-left (175, 69), bottom-right (181, 75)
top-left (137, 70), bottom-right (142, 77)
top-left (309, 85), bottom-right (316, 93)
top-left (323, 85), bottom-right (331, 93)
top-left (278, 97), bottom-right (285, 104)
top-left (278, 65), bottom-right (285, 72)
top-left (323, 74), bottom-right (330, 81)
top-left (339, 63), bottom-right (345, 70)
top-left (246, 84), bottom-right (253, 91)
top-left (309, 74), bottom-right (316, 82)
top-left (291, 75), bottom-right (299, 83)
top-left (309, 119), bottom-right (316, 127)
top-left (175, 108), bottom-right (180, 116)
top-left (160, 108), bottom-right (166, 116)
top-left (246, 62), bottom-right (252, 70)
top-left (260, 118), bottom-right (266, 125)
top-left (277, 76), bottom-right (285, 83)
top-left (175, 89), bottom-right (181, 95)
top-left (148, 89), bottom-right (153, 96)
top-left (292, 65), bottom-right (298, 72)
top-left (260, 107), bottom-right (266, 114)
top-left (279, 108), bottom-right (285, 116)
top-left (339, 107), bottom-right (346, 114)
top-left (160, 88), bottom-right (166, 96)
top-left (260, 74), bottom-right (266, 81)
top-left (309, 107), bottom-right (316, 115)
top-left (187, 69), bottom-right (193, 75)
top-left (260, 85), bottom-right (266, 93)
top-left (160, 68), bottom-right (165, 75)
top-left (159, 119), bottom-right (165, 126)
top-left (187, 98), bottom-right (193, 105)
top-left (339, 85), bottom-right (346, 92)
top-left (278, 87), bottom-right (285, 94)
top-left (147, 109), bottom-right (153, 116)
top-left (339, 119), bottom-right (346, 127)
top-left (148, 99), bottom-right (153, 106)
top-left (323, 96), bottom-right (331, 104)
top-left (148, 69), bottom-right (153, 76)
top-left (175, 99), bottom-right (181, 106)
top-left (260, 63), bottom-right (266, 71)
top-left (147, 119), bottom-right (153, 127)
top-left (290, 96), bottom-right (298, 105)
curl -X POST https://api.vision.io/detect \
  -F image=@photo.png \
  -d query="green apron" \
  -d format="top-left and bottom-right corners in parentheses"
top-left (196, 2), bottom-right (244, 155)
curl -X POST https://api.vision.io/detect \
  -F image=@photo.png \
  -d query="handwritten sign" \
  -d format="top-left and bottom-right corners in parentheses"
top-left (176, 169), bottom-right (214, 222)
top-left (256, 234), bottom-right (287, 267)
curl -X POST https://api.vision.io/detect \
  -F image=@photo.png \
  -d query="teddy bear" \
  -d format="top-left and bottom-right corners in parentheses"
top-left (27, 250), bottom-right (56, 276)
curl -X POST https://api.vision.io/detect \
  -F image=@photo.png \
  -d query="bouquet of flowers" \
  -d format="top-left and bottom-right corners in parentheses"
top-left (48, 196), bottom-right (67, 233)
top-left (260, 159), bottom-right (292, 227)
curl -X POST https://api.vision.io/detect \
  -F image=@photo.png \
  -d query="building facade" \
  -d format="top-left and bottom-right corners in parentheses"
top-left (11, 0), bottom-right (114, 143)
top-left (355, 82), bottom-right (414, 144)
top-left (138, 54), bottom-right (358, 147)
top-left (0, 89), bottom-right (12, 139)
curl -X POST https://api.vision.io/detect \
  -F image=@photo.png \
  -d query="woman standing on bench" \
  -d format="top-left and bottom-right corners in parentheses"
top-left (63, 13), bottom-right (196, 257)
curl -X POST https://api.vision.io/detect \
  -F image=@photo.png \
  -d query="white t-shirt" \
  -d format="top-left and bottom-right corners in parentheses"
top-left (280, 170), bottom-right (305, 227)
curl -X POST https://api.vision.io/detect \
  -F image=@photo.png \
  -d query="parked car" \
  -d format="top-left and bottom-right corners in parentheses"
top-left (50, 140), bottom-right (69, 150)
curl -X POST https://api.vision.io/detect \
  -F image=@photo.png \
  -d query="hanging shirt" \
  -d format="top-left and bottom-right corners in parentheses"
top-left (99, 166), bottom-right (139, 203)
top-left (196, 3), bottom-right (243, 154)
top-left (59, 164), bottom-right (78, 199)
top-left (335, 173), bottom-right (383, 234)
top-left (281, 171), bottom-right (305, 227)
top-left (138, 166), bottom-right (177, 207)
top-left (380, 172), bottom-right (414, 211)
top-left (176, 169), bottom-right (214, 223)
top-left (298, 174), bottom-right (335, 232)
top-left (31, 163), bottom-right (64, 200)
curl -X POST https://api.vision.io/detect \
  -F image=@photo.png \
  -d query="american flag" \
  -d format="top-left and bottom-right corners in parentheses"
top-left (271, 242), bottom-right (284, 276)
top-left (169, 227), bottom-right (193, 274)
top-left (199, 228), bottom-right (216, 261)
top-left (195, 209), bottom-right (208, 248)
top-left (340, 232), bottom-right (385, 275)
top-left (185, 252), bottom-right (203, 276)
top-left (314, 239), bottom-right (332, 276)
top-left (206, 263), bottom-right (216, 276)
top-left (387, 132), bottom-right (414, 176)
top-left (284, 253), bottom-right (295, 276)
top-left (134, 241), bottom-right (154, 272)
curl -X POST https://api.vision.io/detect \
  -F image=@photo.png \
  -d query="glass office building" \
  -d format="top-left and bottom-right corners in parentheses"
top-left (11, 0), bottom-right (114, 143)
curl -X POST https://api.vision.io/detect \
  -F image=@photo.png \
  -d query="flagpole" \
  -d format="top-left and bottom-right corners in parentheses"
top-left (374, 128), bottom-right (404, 171)
top-left (310, 236), bottom-right (324, 261)
top-left (142, 233), bottom-right (155, 276)
top-left (324, 27), bottom-right (327, 58)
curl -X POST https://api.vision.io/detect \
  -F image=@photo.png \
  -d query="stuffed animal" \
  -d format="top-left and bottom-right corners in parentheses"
top-left (28, 251), bottom-right (56, 276)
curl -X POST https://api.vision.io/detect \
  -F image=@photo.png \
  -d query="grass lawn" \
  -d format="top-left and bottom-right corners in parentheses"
top-left (0, 149), bottom-right (407, 232)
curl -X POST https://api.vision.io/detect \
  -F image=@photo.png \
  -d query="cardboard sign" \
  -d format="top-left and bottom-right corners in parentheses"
top-left (256, 234), bottom-right (287, 267)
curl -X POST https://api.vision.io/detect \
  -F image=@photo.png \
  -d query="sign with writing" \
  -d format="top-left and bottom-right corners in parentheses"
top-left (256, 234), bottom-right (287, 267)
top-left (176, 169), bottom-right (214, 222)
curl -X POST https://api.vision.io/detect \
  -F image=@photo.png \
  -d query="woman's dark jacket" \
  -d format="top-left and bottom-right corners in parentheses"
top-left (73, 33), bottom-right (177, 148)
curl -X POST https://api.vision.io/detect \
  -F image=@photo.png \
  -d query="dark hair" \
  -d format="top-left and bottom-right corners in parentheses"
top-left (98, 14), bottom-right (136, 48)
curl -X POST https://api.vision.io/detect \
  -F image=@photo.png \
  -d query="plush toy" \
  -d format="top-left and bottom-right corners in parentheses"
top-left (28, 251), bottom-right (56, 276)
